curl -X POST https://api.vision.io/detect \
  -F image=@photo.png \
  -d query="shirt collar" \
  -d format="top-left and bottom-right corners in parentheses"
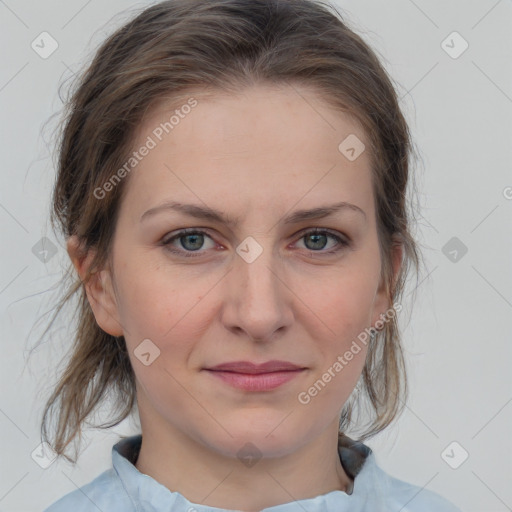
top-left (112, 432), bottom-right (374, 511)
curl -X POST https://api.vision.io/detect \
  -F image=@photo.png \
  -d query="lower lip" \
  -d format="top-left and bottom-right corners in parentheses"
top-left (205, 369), bottom-right (305, 391)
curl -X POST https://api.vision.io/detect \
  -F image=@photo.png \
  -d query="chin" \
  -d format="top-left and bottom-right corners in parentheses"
top-left (200, 413), bottom-right (310, 459)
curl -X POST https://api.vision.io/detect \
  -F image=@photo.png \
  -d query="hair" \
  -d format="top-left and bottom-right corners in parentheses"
top-left (39, 0), bottom-right (423, 463)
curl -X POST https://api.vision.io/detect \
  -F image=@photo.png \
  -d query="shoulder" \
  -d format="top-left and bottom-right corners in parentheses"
top-left (364, 452), bottom-right (462, 512)
top-left (42, 468), bottom-right (133, 512)
top-left (384, 471), bottom-right (462, 511)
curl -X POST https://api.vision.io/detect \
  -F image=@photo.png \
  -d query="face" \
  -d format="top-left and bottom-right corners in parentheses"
top-left (74, 84), bottom-right (400, 459)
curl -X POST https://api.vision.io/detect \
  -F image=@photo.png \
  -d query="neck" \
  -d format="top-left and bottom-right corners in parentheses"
top-left (134, 417), bottom-right (353, 512)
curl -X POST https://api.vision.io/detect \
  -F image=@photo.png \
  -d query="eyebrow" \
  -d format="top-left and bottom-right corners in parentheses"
top-left (140, 200), bottom-right (366, 226)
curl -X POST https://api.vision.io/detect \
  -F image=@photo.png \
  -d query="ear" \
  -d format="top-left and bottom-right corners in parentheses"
top-left (66, 235), bottom-right (124, 337)
top-left (370, 239), bottom-right (403, 330)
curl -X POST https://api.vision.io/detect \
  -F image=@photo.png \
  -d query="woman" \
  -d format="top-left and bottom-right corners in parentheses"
top-left (41, 0), bottom-right (461, 510)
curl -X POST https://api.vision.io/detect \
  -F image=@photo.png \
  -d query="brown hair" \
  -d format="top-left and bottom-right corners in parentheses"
top-left (39, 0), bottom-right (423, 463)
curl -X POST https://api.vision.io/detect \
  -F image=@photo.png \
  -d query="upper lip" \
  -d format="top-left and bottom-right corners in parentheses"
top-left (205, 360), bottom-right (305, 374)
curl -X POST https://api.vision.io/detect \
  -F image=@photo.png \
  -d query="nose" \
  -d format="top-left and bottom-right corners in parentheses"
top-left (220, 241), bottom-right (294, 342)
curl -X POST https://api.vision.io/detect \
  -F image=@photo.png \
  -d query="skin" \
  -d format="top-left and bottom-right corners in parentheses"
top-left (68, 83), bottom-right (402, 512)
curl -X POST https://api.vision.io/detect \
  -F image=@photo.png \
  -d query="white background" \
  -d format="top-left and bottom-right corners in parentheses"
top-left (0, 1), bottom-right (511, 511)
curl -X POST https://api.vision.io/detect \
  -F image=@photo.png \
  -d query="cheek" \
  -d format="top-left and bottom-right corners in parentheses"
top-left (294, 266), bottom-right (376, 403)
top-left (114, 263), bottom-right (216, 358)
top-left (304, 283), bottom-right (372, 410)
top-left (298, 266), bottom-right (378, 338)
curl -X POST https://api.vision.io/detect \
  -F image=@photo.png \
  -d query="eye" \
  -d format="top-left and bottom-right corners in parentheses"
top-left (161, 229), bottom-right (217, 257)
top-left (294, 228), bottom-right (350, 255)
top-left (161, 228), bottom-right (350, 258)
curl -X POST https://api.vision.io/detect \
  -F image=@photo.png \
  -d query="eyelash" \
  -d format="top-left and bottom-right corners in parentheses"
top-left (161, 228), bottom-right (350, 258)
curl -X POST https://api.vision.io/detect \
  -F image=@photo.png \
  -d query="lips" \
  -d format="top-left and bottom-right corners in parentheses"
top-left (204, 361), bottom-right (307, 392)
top-left (206, 360), bottom-right (304, 374)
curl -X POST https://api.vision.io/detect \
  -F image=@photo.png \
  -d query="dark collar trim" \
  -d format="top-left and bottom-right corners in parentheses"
top-left (337, 432), bottom-right (372, 480)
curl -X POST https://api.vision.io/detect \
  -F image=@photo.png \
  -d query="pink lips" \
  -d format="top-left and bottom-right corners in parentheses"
top-left (204, 360), bottom-right (306, 391)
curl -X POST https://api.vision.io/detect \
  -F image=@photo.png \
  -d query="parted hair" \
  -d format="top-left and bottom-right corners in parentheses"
top-left (40, 0), bottom-right (422, 463)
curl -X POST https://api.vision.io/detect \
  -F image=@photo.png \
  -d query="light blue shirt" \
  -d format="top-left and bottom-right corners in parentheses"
top-left (43, 434), bottom-right (462, 511)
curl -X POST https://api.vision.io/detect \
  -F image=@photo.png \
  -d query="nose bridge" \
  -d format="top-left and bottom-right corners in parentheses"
top-left (236, 235), bottom-right (281, 307)
top-left (226, 235), bottom-right (291, 339)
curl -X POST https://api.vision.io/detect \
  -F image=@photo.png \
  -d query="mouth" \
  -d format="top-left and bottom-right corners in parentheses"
top-left (203, 360), bottom-right (307, 392)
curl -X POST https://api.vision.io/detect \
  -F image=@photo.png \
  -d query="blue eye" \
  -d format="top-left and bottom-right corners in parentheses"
top-left (161, 228), bottom-right (350, 258)
top-left (162, 229), bottom-right (216, 257)
top-left (298, 229), bottom-right (349, 253)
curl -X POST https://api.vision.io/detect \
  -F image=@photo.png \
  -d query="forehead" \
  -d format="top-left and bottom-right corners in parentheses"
top-left (120, 83), bottom-right (374, 224)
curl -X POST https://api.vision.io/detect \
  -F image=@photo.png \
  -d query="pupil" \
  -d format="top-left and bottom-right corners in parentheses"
top-left (182, 233), bottom-right (203, 251)
top-left (306, 233), bottom-right (327, 250)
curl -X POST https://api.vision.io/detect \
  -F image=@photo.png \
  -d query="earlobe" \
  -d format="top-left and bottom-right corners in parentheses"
top-left (66, 235), bottom-right (124, 337)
